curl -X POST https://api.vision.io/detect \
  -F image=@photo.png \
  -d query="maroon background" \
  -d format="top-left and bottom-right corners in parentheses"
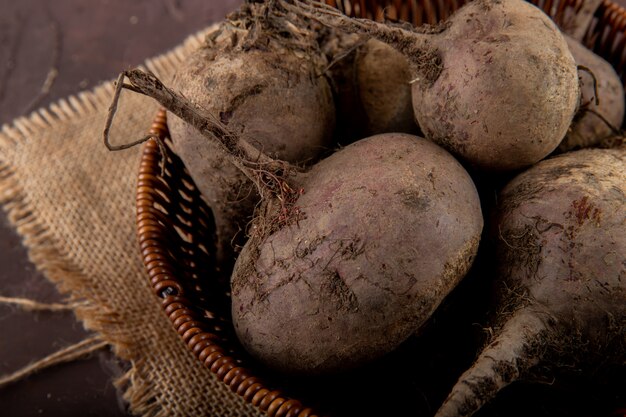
top-left (0, 1), bottom-right (625, 417)
top-left (0, 1), bottom-right (240, 415)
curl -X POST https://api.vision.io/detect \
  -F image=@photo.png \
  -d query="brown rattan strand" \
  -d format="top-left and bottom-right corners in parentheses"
top-left (329, 0), bottom-right (587, 28)
top-left (590, 0), bottom-right (626, 79)
top-left (136, 109), bottom-right (322, 417)
top-left (327, 0), bottom-right (468, 24)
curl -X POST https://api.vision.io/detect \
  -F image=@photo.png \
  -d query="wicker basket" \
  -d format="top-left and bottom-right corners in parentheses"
top-left (136, 1), bottom-right (626, 416)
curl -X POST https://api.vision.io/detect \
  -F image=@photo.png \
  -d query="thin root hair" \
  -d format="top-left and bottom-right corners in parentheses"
top-left (103, 72), bottom-right (169, 175)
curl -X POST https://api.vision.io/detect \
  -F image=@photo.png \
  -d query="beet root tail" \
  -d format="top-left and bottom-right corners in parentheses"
top-left (435, 309), bottom-right (549, 417)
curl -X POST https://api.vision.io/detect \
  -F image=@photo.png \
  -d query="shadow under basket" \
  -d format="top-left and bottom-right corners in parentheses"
top-left (136, 1), bottom-right (626, 416)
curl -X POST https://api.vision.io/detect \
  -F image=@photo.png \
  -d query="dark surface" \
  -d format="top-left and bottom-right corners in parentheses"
top-left (0, 1), bottom-right (241, 415)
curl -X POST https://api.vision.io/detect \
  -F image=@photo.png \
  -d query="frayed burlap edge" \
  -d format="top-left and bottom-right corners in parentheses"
top-left (0, 24), bottom-right (262, 417)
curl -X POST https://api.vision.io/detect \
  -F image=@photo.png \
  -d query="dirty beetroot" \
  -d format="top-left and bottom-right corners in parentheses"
top-left (435, 146), bottom-right (626, 417)
top-left (232, 133), bottom-right (483, 374)
top-left (285, 0), bottom-right (580, 171)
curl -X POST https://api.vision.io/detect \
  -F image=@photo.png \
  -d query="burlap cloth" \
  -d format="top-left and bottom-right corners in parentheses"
top-left (0, 25), bottom-right (263, 417)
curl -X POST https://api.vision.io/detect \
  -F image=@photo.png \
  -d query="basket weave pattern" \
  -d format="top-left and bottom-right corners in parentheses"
top-left (136, 1), bottom-right (626, 416)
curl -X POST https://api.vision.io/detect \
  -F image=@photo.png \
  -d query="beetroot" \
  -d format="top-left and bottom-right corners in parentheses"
top-left (284, 0), bottom-right (580, 171)
top-left (435, 146), bottom-right (626, 417)
top-left (232, 133), bottom-right (483, 374)
top-left (167, 2), bottom-right (335, 270)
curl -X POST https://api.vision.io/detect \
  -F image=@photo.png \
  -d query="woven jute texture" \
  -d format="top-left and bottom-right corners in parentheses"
top-left (0, 24), bottom-right (263, 417)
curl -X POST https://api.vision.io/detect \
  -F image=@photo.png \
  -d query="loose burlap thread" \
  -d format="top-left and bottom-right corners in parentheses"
top-left (0, 24), bottom-right (263, 417)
